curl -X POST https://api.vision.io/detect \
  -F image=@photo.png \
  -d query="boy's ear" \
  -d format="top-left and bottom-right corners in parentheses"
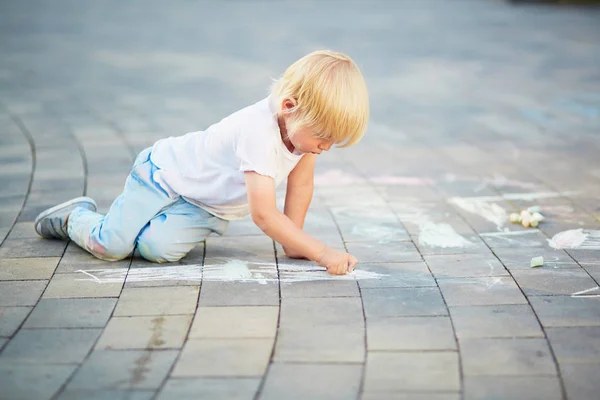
top-left (282, 98), bottom-right (297, 111)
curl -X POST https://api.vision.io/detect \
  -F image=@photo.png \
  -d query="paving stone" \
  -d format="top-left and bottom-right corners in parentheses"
top-left (280, 279), bottom-right (360, 297)
top-left (0, 306), bottom-right (32, 336)
top-left (96, 315), bottom-right (192, 350)
top-left (0, 238), bottom-right (67, 258)
top-left (480, 230), bottom-right (549, 248)
top-left (275, 322), bottom-right (364, 363)
top-left (1, 328), bottom-right (101, 364)
top-left (43, 273), bottom-right (123, 299)
top-left (566, 249), bottom-right (600, 265)
top-left (362, 287), bottom-right (448, 317)
top-left (529, 296), bottom-right (600, 327)
top-left (113, 286), bottom-right (199, 316)
top-left (67, 350), bottom-right (178, 390)
top-left (260, 363), bottom-right (362, 400)
top-left (23, 298), bottom-right (116, 328)
top-left (56, 390), bottom-right (155, 400)
top-left (199, 281), bottom-right (278, 306)
top-left (364, 352), bottom-right (460, 392)
top-left (280, 297), bottom-right (364, 326)
top-left (190, 306), bottom-right (278, 339)
top-left (171, 338), bottom-right (273, 377)
top-left (460, 338), bottom-right (557, 376)
top-left (0, 362), bottom-right (77, 400)
top-left (367, 316), bottom-right (456, 351)
top-left (345, 241), bottom-right (422, 263)
top-left (0, 280), bottom-right (46, 306)
top-left (438, 277), bottom-right (527, 306)
top-left (204, 236), bottom-right (276, 262)
top-left (416, 235), bottom-right (492, 256)
top-left (450, 305), bottom-right (543, 338)
top-left (546, 326), bottom-right (600, 363)
top-left (493, 247), bottom-right (579, 271)
top-left (424, 254), bottom-right (508, 278)
top-left (357, 262), bottom-right (437, 289)
top-left (157, 378), bottom-right (260, 400)
top-left (511, 268), bottom-right (598, 296)
top-left (4, 221), bottom-right (39, 239)
top-left (362, 393), bottom-right (460, 400)
top-left (0, 257), bottom-right (59, 280)
top-left (560, 362), bottom-right (600, 400)
top-left (463, 376), bottom-right (562, 400)
top-left (583, 263), bottom-right (600, 282)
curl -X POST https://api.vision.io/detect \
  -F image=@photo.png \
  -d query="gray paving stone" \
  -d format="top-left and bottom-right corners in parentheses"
top-left (566, 249), bottom-right (600, 265)
top-left (546, 326), bottom-right (600, 363)
top-left (364, 352), bottom-right (460, 392)
top-left (157, 378), bottom-right (260, 400)
top-left (357, 262), bottom-right (437, 289)
top-left (362, 287), bottom-right (448, 317)
top-left (280, 279), bottom-right (360, 297)
top-left (424, 253), bottom-right (508, 278)
top-left (463, 376), bottom-right (562, 400)
top-left (43, 273), bottom-right (123, 299)
top-left (345, 241), bottom-right (422, 263)
top-left (199, 281), bottom-right (279, 306)
top-left (56, 390), bottom-right (155, 400)
top-left (0, 238), bottom-right (67, 258)
top-left (275, 323), bottom-right (364, 363)
top-left (260, 363), bottom-right (362, 400)
top-left (0, 280), bottom-right (46, 306)
top-left (4, 221), bottom-right (39, 240)
top-left (416, 235), bottom-right (492, 256)
top-left (438, 277), bottom-right (527, 306)
top-left (362, 393), bottom-right (460, 400)
top-left (23, 298), bottom-right (116, 328)
top-left (0, 362), bottom-right (77, 400)
top-left (529, 296), bottom-right (600, 327)
top-left (190, 306), bottom-right (278, 339)
top-left (511, 268), bottom-right (598, 296)
top-left (0, 306), bottom-right (32, 337)
top-left (96, 315), bottom-right (192, 350)
top-left (204, 236), bottom-right (276, 262)
top-left (280, 297), bottom-right (364, 326)
top-left (560, 362), bottom-right (600, 400)
top-left (172, 338), bottom-right (273, 377)
top-left (113, 286), bottom-right (199, 316)
top-left (450, 305), bottom-right (543, 338)
top-left (67, 350), bottom-right (178, 390)
top-left (493, 247), bottom-right (579, 271)
top-left (460, 338), bottom-right (557, 376)
top-left (481, 230), bottom-right (549, 248)
top-left (367, 316), bottom-right (456, 351)
top-left (0, 257), bottom-right (59, 280)
top-left (583, 263), bottom-right (600, 282)
top-left (1, 328), bottom-right (101, 364)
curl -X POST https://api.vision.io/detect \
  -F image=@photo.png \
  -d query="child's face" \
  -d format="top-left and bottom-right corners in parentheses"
top-left (289, 126), bottom-right (333, 155)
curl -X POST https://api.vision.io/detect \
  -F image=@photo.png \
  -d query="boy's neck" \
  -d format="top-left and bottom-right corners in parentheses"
top-left (277, 115), bottom-right (296, 153)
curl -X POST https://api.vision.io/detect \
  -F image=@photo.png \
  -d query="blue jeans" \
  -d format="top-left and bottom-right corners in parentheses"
top-left (67, 147), bottom-right (229, 263)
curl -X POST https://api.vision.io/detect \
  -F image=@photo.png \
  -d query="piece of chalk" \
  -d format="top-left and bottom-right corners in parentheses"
top-left (527, 205), bottom-right (541, 214)
top-left (521, 213), bottom-right (531, 228)
top-left (530, 256), bottom-right (544, 268)
top-left (509, 213), bottom-right (521, 223)
top-left (531, 212), bottom-right (545, 222)
top-left (531, 220), bottom-right (539, 228)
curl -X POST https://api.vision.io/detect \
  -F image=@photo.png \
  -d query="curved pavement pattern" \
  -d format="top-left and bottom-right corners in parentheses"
top-left (1, 1), bottom-right (600, 399)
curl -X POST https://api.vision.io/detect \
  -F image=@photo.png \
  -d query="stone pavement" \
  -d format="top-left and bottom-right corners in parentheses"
top-left (0, 0), bottom-right (599, 399)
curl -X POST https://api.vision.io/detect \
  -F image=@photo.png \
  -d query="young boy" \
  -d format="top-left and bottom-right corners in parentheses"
top-left (34, 50), bottom-right (369, 275)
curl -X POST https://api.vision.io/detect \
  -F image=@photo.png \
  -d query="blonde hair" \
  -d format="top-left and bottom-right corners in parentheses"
top-left (270, 50), bottom-right (369, 148)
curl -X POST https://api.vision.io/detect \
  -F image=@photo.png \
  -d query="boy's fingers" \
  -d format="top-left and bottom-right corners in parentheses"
top-left (348, 256), bottom-right (358, 272)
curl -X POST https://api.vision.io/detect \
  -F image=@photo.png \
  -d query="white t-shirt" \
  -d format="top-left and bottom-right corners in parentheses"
top-left (150, 96), bottom-right (304, 220)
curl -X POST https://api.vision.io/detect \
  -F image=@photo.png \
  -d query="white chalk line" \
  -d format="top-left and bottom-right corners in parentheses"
top-left (74, 260), bottom-right (388, 284)
top-left (571, 286), bottom-right (600, 297)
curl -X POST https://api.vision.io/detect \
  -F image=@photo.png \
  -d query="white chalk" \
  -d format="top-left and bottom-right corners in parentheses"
top-left (530, 256), bottom-right (544, 268)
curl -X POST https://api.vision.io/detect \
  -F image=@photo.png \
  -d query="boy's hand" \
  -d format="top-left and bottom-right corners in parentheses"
top-left (317, 246), bottom-right (359, 275)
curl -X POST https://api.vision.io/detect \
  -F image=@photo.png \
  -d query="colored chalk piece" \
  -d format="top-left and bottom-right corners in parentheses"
top-left (530, 256), bottom-right (544, 268)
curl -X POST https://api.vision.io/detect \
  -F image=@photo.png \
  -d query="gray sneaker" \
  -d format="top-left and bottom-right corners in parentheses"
top-left (34, 196), bottom-right (97, 240)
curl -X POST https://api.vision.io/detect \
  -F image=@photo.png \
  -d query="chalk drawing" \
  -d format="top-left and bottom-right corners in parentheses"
top-left (393, 204), bottom-right (474, 248)
top-left (350, 223), bottom-right (407, 244)
top-left (449, 197), bottom-right (508, 230)
top-left (443, 173), bottom-right (539, 191)
top-left (479, 230), bottom-right (544, 246)
top-left (371, 176), bottom-right (434, 186)
top-left (418, 221), bottom-right (473, 248)
top-left (548, 229), bottom-right (600, 250)
top-left (75, 260), bottom-right (388, 284)
top-left (571, 286), bottom-right (600, 298)
top-left (314, 169), bottom-right (365, 187)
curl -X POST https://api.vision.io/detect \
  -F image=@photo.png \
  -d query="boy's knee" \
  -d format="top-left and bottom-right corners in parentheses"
top-left (87, 239), bottom-right (132, 262)
top-left (137, 233), bottom-right (185, 263)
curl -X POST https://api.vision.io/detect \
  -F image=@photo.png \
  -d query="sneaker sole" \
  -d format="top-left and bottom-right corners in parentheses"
top-left (34, 196), bottom-right (97, 236)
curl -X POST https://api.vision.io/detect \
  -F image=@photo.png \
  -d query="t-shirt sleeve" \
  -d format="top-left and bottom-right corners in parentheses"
top-left (236, 128), bottom-right (277, 179)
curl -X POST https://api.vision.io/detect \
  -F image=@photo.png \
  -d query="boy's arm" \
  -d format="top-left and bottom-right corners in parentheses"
top-left (283, 154), bottom-right (317, 257)
top-left (244, 170), bottom-right (325, 262)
